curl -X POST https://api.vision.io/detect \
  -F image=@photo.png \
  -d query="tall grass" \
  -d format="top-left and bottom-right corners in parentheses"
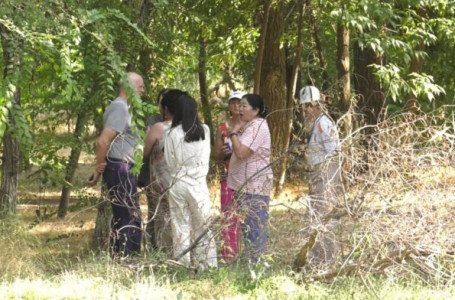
top-left (3, 110), bottom-right (455, 298)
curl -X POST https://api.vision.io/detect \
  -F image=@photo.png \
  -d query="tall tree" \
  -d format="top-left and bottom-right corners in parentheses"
top-left (336, 11), bottom-right (352, 134)
top-left (0, 23), bottom-right (26, 216)
top-left (258, 2), bottom-right (288, 191)
top-left (198, 34), bottom-right (215, 143)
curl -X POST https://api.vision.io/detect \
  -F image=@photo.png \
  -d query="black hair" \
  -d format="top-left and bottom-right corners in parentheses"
top-left (157, 88), bottom-right (169, 103)
top-left (243, 93), bottom-right (267, 118)
top-left (160, 89), bottom-right (185, 120)
top-left (171, 94), bottom-right (206, 143)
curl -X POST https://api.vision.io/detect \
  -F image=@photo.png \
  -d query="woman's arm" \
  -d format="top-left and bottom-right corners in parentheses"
top-left (230, 134), bottom-right (253, 160)
top-left (143, 122), bottom-right (163, 158)
top-left (214, 125), bottom-right (225, 161)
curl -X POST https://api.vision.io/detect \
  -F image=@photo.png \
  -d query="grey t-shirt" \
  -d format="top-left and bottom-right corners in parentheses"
top-left (103, 97), bottom-right (137, 162)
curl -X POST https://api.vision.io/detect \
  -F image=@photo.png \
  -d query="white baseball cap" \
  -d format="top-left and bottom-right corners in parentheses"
top-left (228, 91), bottom-right (246, 101)
top-left (299, 86), bottom-right (321, 105)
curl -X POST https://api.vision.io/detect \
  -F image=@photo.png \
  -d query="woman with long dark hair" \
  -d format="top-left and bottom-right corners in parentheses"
top-left (162, 93), bottom-right (218, 269)
top-left (142, 89), bottom-right (182, 252)
top-left (226, 93), bottom-right (273, 263)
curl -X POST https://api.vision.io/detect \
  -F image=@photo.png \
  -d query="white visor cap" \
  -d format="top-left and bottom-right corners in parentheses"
top-left (299, 86), bottom-right (321, 105)
top-left (228, 91), bottom-right (246, 101)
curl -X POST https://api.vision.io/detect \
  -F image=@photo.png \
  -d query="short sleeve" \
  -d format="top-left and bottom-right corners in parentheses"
top-left (240, 119), bottom-right (269, 152)
top-left (105, 102), bottom-right (128, 133)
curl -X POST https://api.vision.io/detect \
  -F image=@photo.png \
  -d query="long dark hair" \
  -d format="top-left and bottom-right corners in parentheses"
top-left (244, 93), bottom-right (267, 118)
top-left (156, 88), bottom-right (169, 103)
top-left (160, 89), bottom-right (185, 120)
top-left (172, 94), bottom-right (206, 142)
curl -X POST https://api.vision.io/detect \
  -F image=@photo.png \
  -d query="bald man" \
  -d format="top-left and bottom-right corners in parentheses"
top-left (88, 72), bottom-right (145, 256)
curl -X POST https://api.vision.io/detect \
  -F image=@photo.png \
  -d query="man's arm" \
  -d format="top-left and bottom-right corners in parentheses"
top-left (87, 127), bottom-right (117, 186)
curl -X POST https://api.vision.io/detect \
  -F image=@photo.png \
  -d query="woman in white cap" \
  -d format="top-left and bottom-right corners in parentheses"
top-left (214, 90), bottom-right (245, 263)
top-left (298, 85), bottom-right (342, 273)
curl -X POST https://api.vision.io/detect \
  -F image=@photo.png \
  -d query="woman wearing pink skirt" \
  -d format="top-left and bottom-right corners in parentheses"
top-left (214, 91), bottom-right (245, 263)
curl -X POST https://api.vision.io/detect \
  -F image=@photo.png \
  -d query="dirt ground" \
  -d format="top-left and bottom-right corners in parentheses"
top-left (15, 152), bottom-right (309, 267)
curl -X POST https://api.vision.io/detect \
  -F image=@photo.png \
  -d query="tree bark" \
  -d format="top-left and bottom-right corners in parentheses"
top-left (1, 120), bottom-right (20, 216)
top-left (280, 0), bottom-right (305, 190)
top-left (93, 187), bottom-right (111, 251)
top-left (58, 114), bottom-right (88, 218)
top-left (353, 42), bottom-right (385, 126)
top-left (306, 0), bottom-right (329, 92)
top-left (404, 40), bottom-right (424, 114)
top-left (336, 21), bottom-right (352, 135)
top-left (0, 25), bottom-right (22, 216)
top-left (259, 2), bottom-right (288, 192)
top-left (254, 0), bottom-right (271, 94)
top-left (198, 35), bottom-right (214, 143)
top-left (136, 0), bottom-right (154, 103)
top-left (404, 8), bottom-right (426, 114)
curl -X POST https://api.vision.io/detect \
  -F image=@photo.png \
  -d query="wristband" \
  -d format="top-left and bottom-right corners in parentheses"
top-left (229, 132), bottom-right (238, 138)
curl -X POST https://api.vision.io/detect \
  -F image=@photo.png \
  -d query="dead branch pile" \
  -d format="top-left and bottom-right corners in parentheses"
top-left (293, 109), bottom-right (455, 283)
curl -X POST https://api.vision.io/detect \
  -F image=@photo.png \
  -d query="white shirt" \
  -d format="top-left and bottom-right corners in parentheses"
top-left (164, 124), bottom-right (211, 185)
top-left (305, 114), bottom-right (339, 166)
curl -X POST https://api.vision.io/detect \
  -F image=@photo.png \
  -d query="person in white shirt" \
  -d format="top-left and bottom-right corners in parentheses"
top-left (163, 92), bottom-right (218, 270)
top-left (298, 85), bottom-right (342, 273)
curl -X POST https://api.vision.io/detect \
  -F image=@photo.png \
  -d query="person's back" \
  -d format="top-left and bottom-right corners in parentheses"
top-left (166, 124), bottom-right (210, 183)
top-left (150, 121), bottom-right (172, 188)
top-left (103, 98), bottom-right (137, 162)
top-left (162, 93), bottom-right (217, 269)
top-left (305, 114), bottom-right (339, 166)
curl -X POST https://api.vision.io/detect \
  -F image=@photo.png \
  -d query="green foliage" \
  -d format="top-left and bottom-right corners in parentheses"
top-left (371, 64), bottom-right (445, 102)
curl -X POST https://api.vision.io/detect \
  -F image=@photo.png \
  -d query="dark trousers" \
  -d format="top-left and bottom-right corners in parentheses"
top-left (103, 160), bottom-right (142, 256)
top-left (237, 193), bottom-right (269, 263)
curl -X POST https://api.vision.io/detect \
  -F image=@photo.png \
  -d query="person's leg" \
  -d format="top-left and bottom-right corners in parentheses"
top-left (188, 182), bottom-right (218, 269)
top-left (238, 194), bottom-right (269, 263)
top-left (145, 186), bottom-right (158, 250)
top-left (103, 161), bottom-right (142, 256)
top-left (168, 180), bottom-right (191, 266)
top-left (220, 181), bottom-right (239, 263)
top-left (123, 169), bottom-right (142, 254)
top-left (306, 162), bottom-right (339, 272)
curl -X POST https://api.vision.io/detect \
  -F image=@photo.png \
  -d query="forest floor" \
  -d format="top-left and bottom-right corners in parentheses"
top-left (1, 148), bottom-right (455, 299)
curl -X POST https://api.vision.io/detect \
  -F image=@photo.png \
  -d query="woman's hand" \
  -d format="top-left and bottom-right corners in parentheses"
top-left (221, 143), bottom-right (232, 157)
top-left (227, 123), bottom-right (243, 136)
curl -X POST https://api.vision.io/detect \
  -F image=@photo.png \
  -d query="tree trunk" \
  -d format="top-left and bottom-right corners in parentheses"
top-left (306, 0), bottom-right (329, 92)
top-left (336, 21), bottom-right (352, 135)
top-left (254, 0), bottom-right (271, 94)
top-left (404, 40), bottom-right (425, 114)
top-left (259, 2), bottom-right (288, 192)
top-left (404, 8), bottom-right (426, 114)
top-left (0, 25), bottom-right (21, 216)
top-left (353, 42), bottom-right (385, 125)
top-left (287, 0), bottom-right (305, 104)
top-left (1, 123), bottom-right (20, 216)
top-left (281, 0), bottom-right (305, 190)
top-left (136, 0), bottom-right (154, 103)
top-left (198, 35), bottom-right (214, 143)
top-left (58, 114), bottom-right (88, 218)
top-left (93, 187), bottom-right (111, 251)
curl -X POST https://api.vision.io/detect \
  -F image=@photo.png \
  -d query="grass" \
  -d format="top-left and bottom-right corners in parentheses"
top-left (2, 153), bottom-right (455, 299)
